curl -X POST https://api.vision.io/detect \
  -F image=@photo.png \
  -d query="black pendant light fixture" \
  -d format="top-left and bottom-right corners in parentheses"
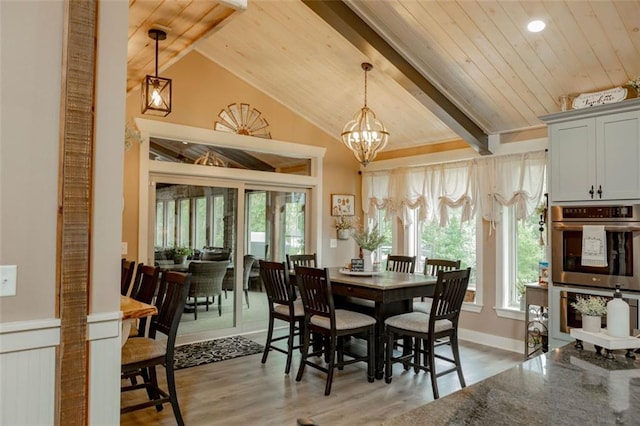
top-left (141, 28), bottom-right (172, 117)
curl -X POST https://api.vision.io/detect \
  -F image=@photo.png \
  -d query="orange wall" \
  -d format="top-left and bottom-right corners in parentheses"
top-left (123, 50), bottom-right (361, 266)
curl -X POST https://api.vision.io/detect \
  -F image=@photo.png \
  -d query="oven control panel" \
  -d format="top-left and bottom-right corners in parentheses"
top-left (552, 205), bottom-right (640, 221)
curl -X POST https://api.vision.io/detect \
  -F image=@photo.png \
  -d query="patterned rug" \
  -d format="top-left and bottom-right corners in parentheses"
top-left (173, 335), bottom-right (264, 370)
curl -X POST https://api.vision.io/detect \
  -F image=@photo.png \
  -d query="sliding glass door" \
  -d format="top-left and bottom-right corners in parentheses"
top-left (150, 177), bottom-right (310, 341)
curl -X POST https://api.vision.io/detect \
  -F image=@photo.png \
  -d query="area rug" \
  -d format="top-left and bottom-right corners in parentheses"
top-left (173, 335), bottom-right (264, 370)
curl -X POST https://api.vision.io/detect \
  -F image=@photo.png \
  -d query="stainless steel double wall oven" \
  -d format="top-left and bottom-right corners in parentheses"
top-left (551, 204), bottom-right (640, 339)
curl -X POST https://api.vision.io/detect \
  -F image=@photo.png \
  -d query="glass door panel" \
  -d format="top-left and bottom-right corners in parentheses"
top-left (243, 188), bottom-right (308, 327)
top-left (153, 182), bottom-right (239, 338)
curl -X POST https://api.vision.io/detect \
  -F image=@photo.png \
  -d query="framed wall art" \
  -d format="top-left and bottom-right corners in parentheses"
top-left (331, 194), bottom-right (355, 216)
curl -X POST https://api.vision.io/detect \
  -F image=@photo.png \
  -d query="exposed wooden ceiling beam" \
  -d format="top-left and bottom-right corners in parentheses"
top-left (302, 0), bottom-right (491, 155)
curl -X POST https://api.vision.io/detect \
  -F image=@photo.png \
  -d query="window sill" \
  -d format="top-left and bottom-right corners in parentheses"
top-left (462, 302), bottom-right (482, 313)
top-left (494, 306), bottom-right (525, 321)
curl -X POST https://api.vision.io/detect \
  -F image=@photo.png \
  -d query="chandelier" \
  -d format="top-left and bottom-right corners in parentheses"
top-left (341, 62), bottom-right (389, 166)
top-left (141, 28), bottom-right (172, 117)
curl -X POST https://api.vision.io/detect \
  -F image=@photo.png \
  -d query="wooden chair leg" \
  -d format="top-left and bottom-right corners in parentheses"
top-left (385, 330), bottom-right (394, 383)
top-left (427, 339), bottom-right (439, 399)
top-left (262, 315), bottom-right (275, 365)
top-left (451, 334), bottom-right (466, 388)
top-left (367, 327), bottom-right (375, 383)
top-left (296, 325), bottom-right (311, 382)
top-left (148, 366), bottom-right (163, 412)
top-left (285, 319), bottom-right (296, 375)
top-left (413, 338), bottom-right (421, 373)
top-left (165, 361), bottom-right (185, 426)
top-left (325, 336), bottom-right (337, 395)
top-left (193, 297), bottom-right (198, 320)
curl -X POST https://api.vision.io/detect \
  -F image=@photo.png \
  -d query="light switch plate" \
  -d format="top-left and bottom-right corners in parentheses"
top-left (330, 239), bottom-right (337, 248)
top-left (0, 265), bottom-right (17, 297)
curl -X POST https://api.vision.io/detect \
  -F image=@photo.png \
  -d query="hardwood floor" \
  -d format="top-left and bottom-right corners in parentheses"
top-left (120, 330), bottom-right (522, 425)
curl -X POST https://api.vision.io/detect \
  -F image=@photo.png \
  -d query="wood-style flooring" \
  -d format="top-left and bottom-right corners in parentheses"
top-left (120, 330), bottom-right (522, 425)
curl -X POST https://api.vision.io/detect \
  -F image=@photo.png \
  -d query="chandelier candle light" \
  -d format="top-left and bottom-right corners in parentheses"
top-left (341, 63), bottom-right (389, 166)
top-left (141, 28), bottom-right (172, 117)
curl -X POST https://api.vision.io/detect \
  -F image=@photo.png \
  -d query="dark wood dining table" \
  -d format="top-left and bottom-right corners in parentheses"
top-left (326, 267), bottom-right (437, 379)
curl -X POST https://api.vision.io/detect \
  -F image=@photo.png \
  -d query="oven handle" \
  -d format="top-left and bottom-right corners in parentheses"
top-left (552, 223), bottom-right (640, 232)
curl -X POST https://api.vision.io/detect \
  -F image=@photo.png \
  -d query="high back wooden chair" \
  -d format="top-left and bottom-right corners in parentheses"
top-left (286, 253), bottom-right (317, 271)
top-left (129, 264), bottom-right (160, 337)
top-left (294, 266), bottom-right (376, 395)
top-left (386, 255), bottom-right (416, 273)
top-left (423, 258), bottom-right (461, 276)
top-left (121, 259), bottom-right (136, 296)
top-left (260, 261), bottom-right (304, 374)
top-left (384, 268), bottom-right (471, 399)
top-left (121, 271), bottom-right (191, 425)
top-left (417, 258), bottom-right (462, 306)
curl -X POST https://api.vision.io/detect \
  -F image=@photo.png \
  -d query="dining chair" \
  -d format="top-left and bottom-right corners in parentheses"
top-left (128, 264), bottom-right (160, 337)
top-left (386, 255), bottom-right (417, 273)
top-left (120, 271), bottom-right (191, 425)
top-left (187, 261), bottom-right (227, 319)
top-left (260, 260), bottom-right (304, 374)
top-left (415, 258), bottom-right (462, 308)
top-left (222, 255), bottom-right (256, 307)
top-left (286, 253), bottom-right (317, 271)
top-left (294, 266), bottom-right (376, 395)
top-left (121, 259), bottom-right (136, 296)
top-left (384, 268), bottom-right (471, 399)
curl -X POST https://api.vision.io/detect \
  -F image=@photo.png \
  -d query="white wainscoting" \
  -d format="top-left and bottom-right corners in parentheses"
top-left (0, 319), bottom-right (61, 425)
top-left (88, 311), bottom-right (122, 426)
top-left (0, 313), bottom-right (122, 425)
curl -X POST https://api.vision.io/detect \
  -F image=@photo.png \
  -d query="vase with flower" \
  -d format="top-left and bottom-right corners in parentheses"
top-left (571, 295), bottom-right (607, 333)
top-left (334, 215), bottom-right (356, 240)
top-left (351, 225), bottom-right (387, 271)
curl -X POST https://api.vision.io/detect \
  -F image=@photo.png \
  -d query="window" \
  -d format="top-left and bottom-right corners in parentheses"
top-left (194, 197), bottom-right (207, 249)
top-left (498, 205), bottom-right (546, 313)
top-left (415, 208), bottom-right (477, 289)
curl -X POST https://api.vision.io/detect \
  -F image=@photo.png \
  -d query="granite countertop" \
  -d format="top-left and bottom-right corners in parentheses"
top-left (383, 343), bottom-right (640, 425)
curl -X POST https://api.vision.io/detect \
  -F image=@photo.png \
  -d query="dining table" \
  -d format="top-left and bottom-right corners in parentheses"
top-left (120, 295), bottom-right (157, 346)
top-left (326, 267), bottom-right (437, 379)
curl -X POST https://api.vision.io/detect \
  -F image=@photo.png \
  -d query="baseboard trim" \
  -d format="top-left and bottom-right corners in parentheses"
top-left (458, 327), bottom-right (522, 354)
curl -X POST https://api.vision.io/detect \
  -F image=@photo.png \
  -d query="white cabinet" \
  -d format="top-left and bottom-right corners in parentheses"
top-left (542, 99), bottom-right (640, 203)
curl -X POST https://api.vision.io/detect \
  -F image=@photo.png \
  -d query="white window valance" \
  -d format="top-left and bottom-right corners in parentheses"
top-left (362, 150), bottom-right (546, 227)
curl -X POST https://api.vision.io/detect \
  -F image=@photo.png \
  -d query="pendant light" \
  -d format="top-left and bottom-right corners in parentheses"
top-left (341, 62), bottom-right (389, 166)
top-left (141, 28), bottom-right (172, 117)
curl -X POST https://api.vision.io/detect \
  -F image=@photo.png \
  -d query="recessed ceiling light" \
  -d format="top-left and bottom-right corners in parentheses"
top-left (527, 20), bottom-right (546, 33)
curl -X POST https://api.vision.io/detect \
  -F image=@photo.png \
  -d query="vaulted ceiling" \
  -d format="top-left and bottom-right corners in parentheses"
top-left (128, 0), bottom-right (640, 158)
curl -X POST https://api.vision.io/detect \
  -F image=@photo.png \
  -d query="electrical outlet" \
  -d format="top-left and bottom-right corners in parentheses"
top-left (330, 239), bottom-right (338, 248)
top-left (121, 242), bottom-right (128, 255)
top-left (0, 265), bottom-right (17, 297)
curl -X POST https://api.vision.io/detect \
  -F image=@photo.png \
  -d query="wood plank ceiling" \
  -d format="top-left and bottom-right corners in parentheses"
top-left (127, 0), bottom-right (640, 160)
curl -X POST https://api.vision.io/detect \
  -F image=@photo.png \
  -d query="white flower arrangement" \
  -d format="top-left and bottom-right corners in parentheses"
top-left (571, 296), bottom-right (607, 316)
top-left (627, 76), bottom-right (640, 90)
top-left (351, 225), bottom-right (387, 251)
top-left (334, 215), bottom-right (357, 230)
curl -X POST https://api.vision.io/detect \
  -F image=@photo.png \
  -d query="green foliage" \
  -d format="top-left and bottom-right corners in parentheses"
top-left (571, 296), bottom-right (607, 316)
top-left (171, 246), bottom-right (193, 257)
top-left (352, 225), bottom-right (387, 251)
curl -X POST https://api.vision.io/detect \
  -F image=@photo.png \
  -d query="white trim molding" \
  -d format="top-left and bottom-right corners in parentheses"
top-left (459, 327), bottom-right (522, 354)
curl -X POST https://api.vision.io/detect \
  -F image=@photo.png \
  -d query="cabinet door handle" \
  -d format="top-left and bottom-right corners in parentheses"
top-left (597, 185), bottom-right (603, 198)
top-left (589, 185), bottom-right (595, 198)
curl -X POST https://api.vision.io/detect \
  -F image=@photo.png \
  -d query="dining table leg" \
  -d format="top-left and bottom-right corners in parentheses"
top-left (374, 300), bottom-right (411, 380)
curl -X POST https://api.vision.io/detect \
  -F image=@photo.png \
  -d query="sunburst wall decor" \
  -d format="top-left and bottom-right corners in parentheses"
top-left (214, 103), bottom-right (271, 139)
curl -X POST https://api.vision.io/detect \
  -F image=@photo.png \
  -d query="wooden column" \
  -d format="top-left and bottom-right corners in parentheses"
top-left (56, 1), bottom-right (97, 424)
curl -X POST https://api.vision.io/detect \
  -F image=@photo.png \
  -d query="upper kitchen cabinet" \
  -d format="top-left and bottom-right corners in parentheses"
top-left (541, 99), bottom-right (640, 203)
